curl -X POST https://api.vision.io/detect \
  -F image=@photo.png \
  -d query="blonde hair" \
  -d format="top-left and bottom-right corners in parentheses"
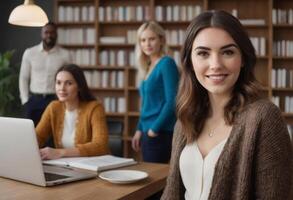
top-left (135, 21), bottom-right (168, 85)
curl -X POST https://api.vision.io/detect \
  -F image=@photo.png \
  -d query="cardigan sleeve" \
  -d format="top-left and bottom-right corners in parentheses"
top-left (35, 102), bottom-right (54, 147)
top-left (151, 57), bottom-right (179, 133)
top-left (254, 103), bottom-right (292, 199)
top-left (76, 103), bottom-right (109, 156)
top-left (136, 118), bottom-right (143, 132)
top-left (161, 121), bottom-right (185, 200)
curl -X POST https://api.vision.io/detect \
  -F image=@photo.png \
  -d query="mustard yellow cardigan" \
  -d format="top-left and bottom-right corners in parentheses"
top-left (36, 100), bottom-right (109, 156)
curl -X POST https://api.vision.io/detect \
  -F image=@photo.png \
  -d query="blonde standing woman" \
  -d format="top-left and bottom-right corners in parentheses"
top-left (131, 21), bottom-right (179, 163)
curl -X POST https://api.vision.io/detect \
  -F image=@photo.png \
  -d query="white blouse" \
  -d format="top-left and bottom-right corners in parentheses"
top-left (179, 138), bottom-right (227, 200)
top-left (61, 109), bottom-right (77, 148)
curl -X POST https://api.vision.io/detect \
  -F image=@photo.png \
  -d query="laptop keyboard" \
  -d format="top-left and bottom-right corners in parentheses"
top-left (45, 172), bottom-right (70, 181)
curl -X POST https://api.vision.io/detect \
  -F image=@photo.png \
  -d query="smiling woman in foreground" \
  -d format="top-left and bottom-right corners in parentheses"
top-left (161, 10), bottom-right (292, 200)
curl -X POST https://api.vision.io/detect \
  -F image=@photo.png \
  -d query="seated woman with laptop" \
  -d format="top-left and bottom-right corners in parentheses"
top-left (36, 64), bottom-right (109, 160)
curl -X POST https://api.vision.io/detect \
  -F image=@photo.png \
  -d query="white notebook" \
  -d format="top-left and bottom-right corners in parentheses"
top-left (43, 155), bottom-right (137, 172)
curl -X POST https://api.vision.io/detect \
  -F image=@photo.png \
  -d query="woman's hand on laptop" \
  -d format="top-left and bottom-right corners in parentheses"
top-left (39, 147), bottom-right (80, 160)
top-left (39, 147), bottom-right (65, 160)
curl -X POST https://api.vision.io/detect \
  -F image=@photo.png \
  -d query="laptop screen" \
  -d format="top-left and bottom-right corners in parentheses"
top-left (0, 117), bottom-right (46, 186)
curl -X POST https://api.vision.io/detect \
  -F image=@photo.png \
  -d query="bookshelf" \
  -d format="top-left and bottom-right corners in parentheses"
top-left (54, 0), bottom-right (293, 158)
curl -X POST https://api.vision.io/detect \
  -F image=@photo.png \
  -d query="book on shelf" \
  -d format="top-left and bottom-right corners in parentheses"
top-left (240, 19), bottom-right (265, 25)
top-left (43, 155), bottom-right (137, 172)
top-left (100, 36), bottom-right (126, 44)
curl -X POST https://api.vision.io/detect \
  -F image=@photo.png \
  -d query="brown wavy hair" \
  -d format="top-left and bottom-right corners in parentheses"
top-left (177, 10), bottom-right (261, 143)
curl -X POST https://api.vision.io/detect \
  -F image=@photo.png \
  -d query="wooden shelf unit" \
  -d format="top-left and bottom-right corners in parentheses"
top-left (54, 0), bottom-right (293, 158)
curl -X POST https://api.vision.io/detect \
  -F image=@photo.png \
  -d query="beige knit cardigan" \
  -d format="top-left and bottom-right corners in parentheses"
top-left (161, 99), bottom-right (293, 200)
top-left (36, 100), bottom-right (109, 156)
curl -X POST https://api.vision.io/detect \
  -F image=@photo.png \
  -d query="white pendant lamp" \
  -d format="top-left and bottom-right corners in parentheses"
top-left (8, 0), bottom-right (49, 27)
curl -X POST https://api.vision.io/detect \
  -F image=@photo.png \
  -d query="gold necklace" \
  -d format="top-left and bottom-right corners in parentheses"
top-left (206, 117), bottom-right (224, 138)
top-left (208, 132), bottom-right (214, 137)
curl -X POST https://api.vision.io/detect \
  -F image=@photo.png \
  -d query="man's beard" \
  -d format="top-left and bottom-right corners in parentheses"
top-left (43, 38), bottom-right (56, 49)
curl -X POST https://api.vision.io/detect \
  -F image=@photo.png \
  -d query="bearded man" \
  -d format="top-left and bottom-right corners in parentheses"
top-left (19, 22), bottom-right (72, 126)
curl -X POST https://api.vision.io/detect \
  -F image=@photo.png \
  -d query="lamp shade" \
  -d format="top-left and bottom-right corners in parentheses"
top-left (8, 0), bottom-right (48, 27)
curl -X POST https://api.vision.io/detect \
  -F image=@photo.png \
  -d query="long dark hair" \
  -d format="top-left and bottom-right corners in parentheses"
top-left (177, 10), bottom-right (261, 143)
top-left (55, 64), bottom-right (96, 102)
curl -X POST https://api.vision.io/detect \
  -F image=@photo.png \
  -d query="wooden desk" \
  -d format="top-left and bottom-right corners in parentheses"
top-left (0, 162), bottom-right (169, 200)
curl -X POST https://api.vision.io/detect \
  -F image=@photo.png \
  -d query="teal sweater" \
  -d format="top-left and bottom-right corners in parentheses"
top-left (137, 56), bottom-right (179, 133)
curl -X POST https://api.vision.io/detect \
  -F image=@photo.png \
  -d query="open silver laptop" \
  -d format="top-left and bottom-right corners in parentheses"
top-left (0, 117), bottom-right (96, 186)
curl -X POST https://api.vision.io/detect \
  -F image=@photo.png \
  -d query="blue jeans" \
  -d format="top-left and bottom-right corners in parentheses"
top-left (141, 131), bottom-right (173, 163)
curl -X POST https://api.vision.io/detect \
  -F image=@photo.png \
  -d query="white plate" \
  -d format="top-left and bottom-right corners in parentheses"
top-left (99, 170), bottom-right (148, 184)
